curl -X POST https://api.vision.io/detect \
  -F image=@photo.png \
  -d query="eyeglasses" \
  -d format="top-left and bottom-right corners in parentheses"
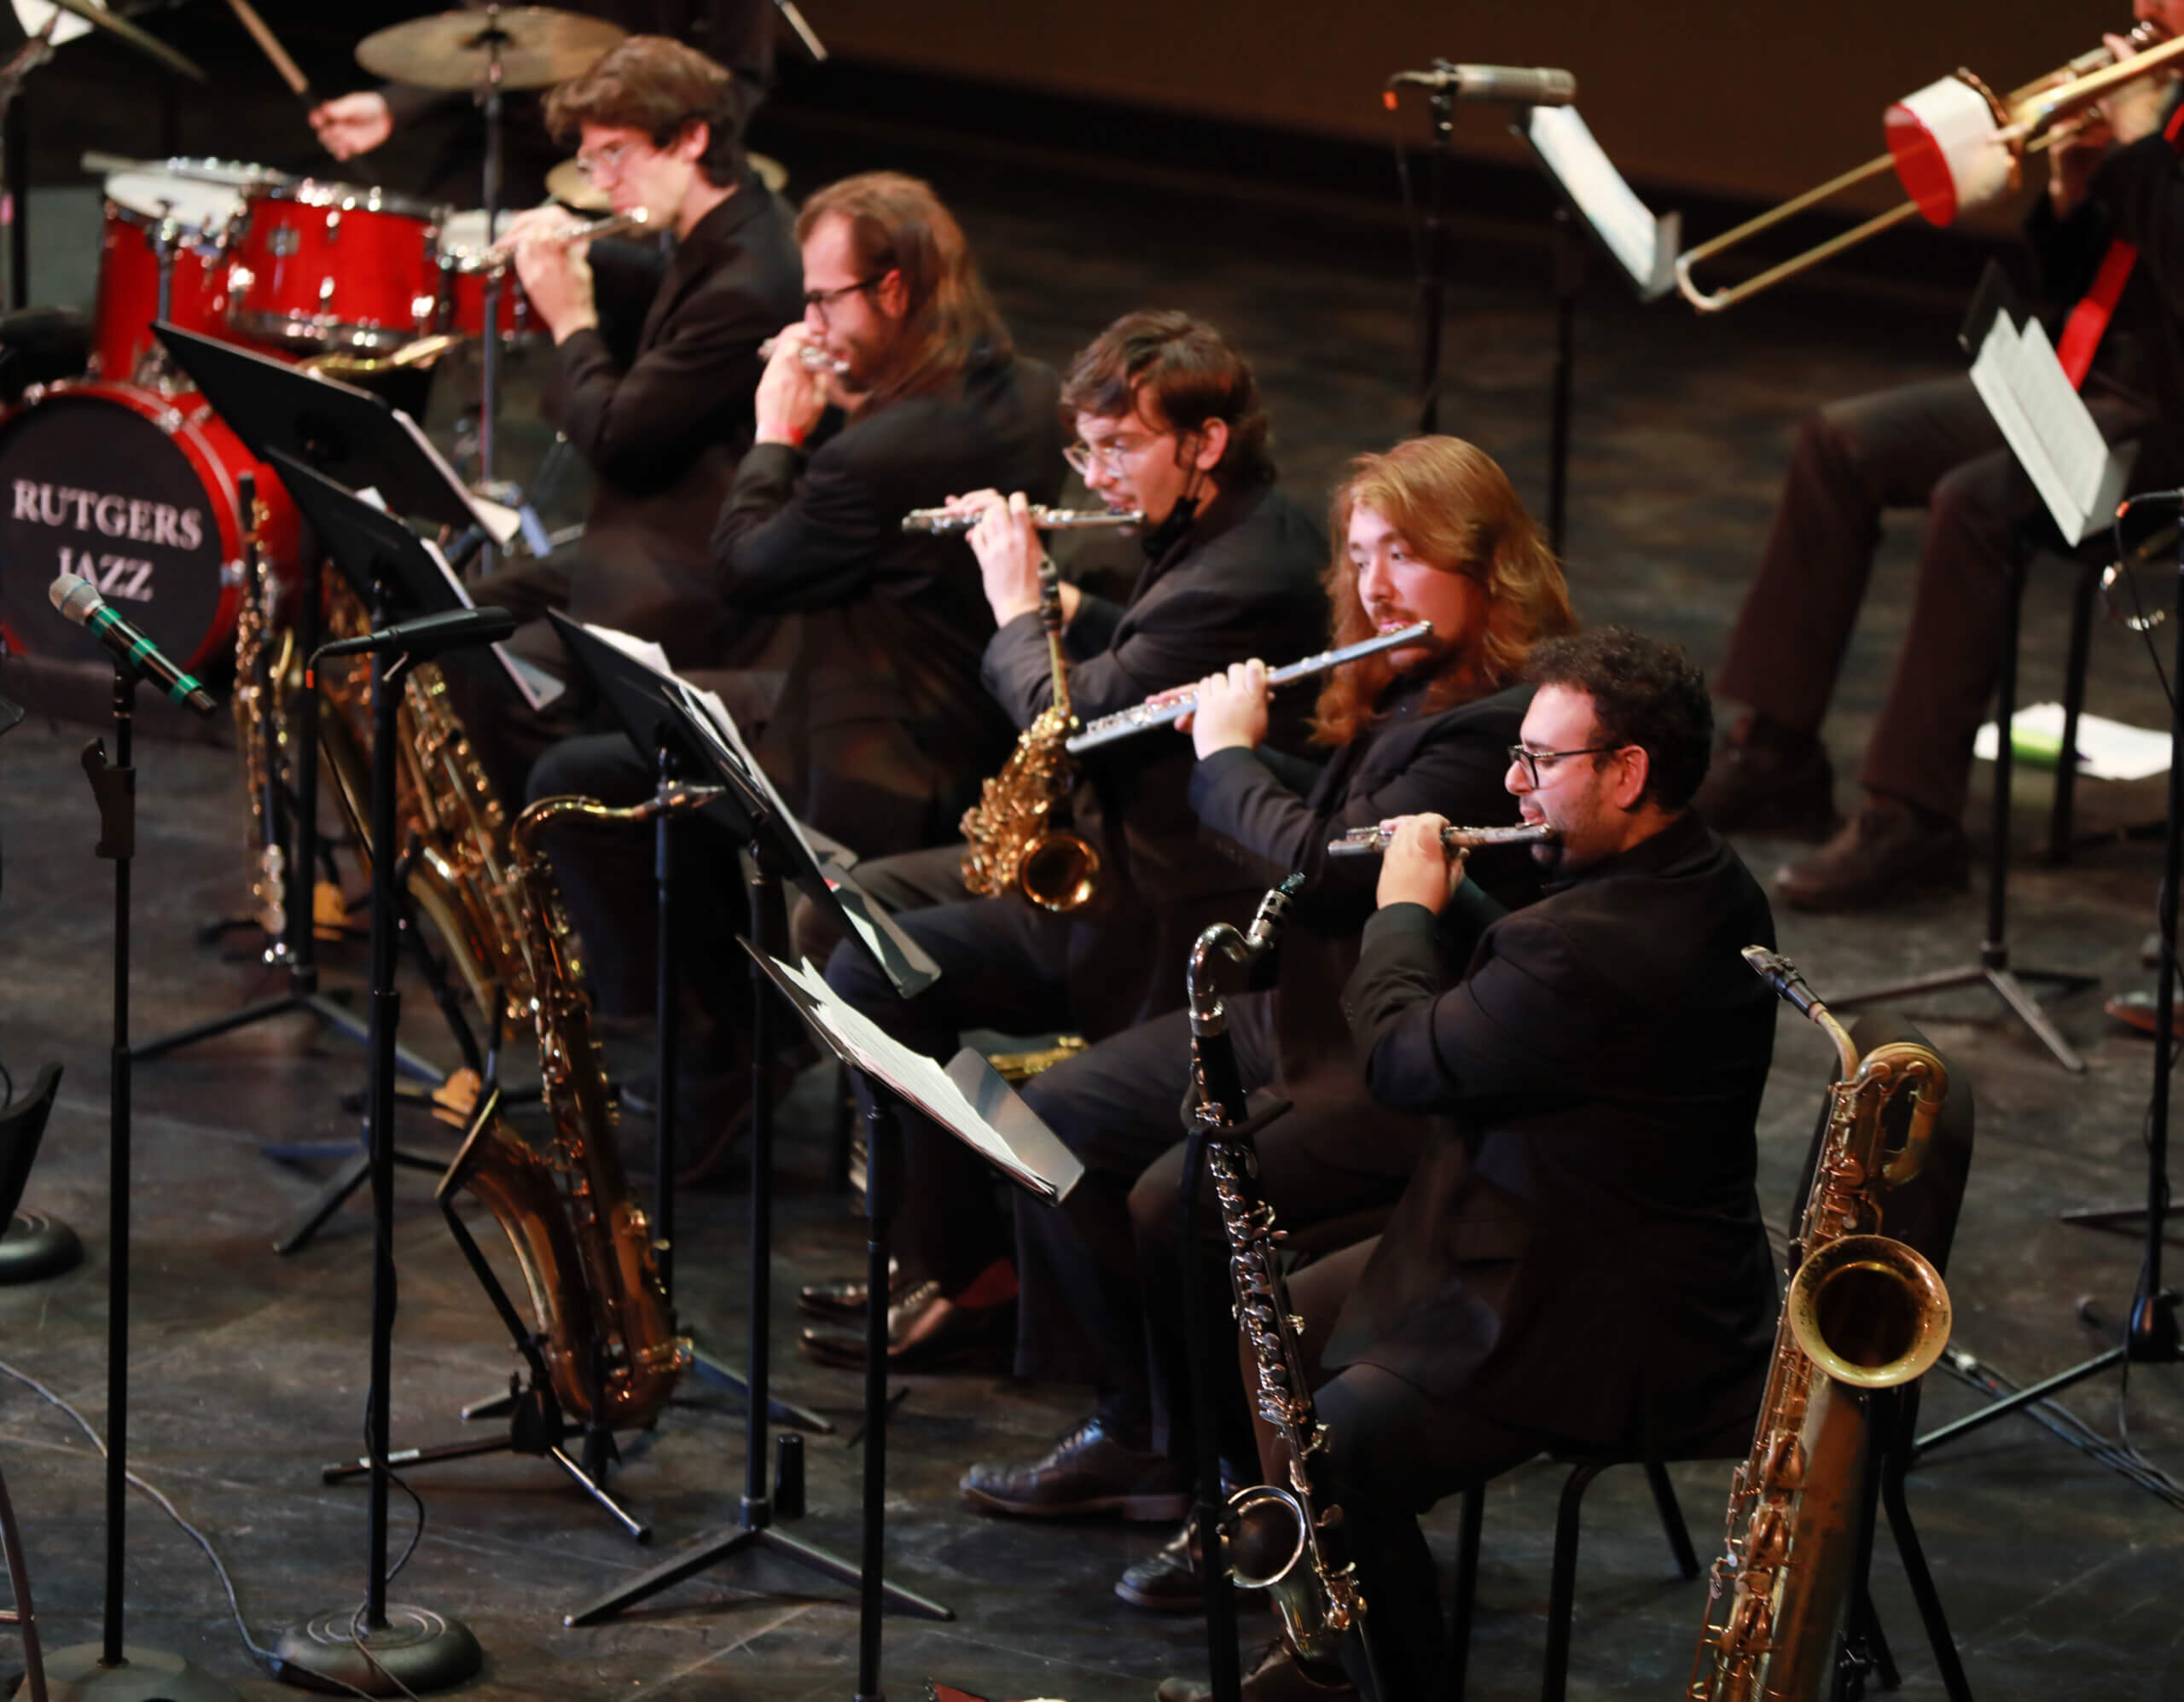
top-left (575, 138), bottom-right (642, 181)
top-left (803, 276), bottom-right (883, 321)
top-left (1508, 743), bottom-right (1622, 787)
top-left (1063, 433), bottom-right (1164, 479)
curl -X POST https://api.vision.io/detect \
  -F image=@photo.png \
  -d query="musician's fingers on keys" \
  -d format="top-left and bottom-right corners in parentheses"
top-left (755, 325), bottom-right (833, 445)
top-left (1375, 813), bottom-right (1467, 914)
top-left (1186, 660), bottom-right (1269, 757)
top-left (963, 492), bottom-right (1046, 622)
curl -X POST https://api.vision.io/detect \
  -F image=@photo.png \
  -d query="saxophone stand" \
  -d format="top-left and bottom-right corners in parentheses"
top-left (1910, 495), bottom-right (2181, 1476)
top-left (45, 642), bottom-right (237, 1702)
top-left (267, 473), bottom-right (508, 1696)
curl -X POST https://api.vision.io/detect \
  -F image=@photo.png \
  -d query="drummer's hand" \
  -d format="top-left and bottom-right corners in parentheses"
top-left (1375, 813), bottom-right (1467, 915)
top-left (2100, 30), bottom-right (2172, 148)
top-left (309, 92), bottom-right (392, 160)
top-left (754, 323), bottom-right (832, 449)
top-left (513, 231), bottom-right (597, 343)
top-left (1187, 661), bottom-right (1269, 758)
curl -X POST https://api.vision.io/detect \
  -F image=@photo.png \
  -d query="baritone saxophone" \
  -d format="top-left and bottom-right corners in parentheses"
top-left (1687, 949), bottom-right (1953, 1702)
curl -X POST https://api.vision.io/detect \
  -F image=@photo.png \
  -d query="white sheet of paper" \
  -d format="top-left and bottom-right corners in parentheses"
top-left (1526, 106), bottom-right (1659, 290)
top-left (1967, 313), bottom-right (2134, 545)
top-left (1973, 700), bottom-right (2171, 781)
top-left (421, 535), bottom-right (562, 711)
top-left (14, 0), bottom-right (92, 46)
top-left (578, 622), bottom-right (673, 678)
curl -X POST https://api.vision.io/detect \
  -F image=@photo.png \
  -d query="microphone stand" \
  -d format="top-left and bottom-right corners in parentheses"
top-left (271, 595), bottom-right (483, 1695)
top-left (45, 665), bottom-right (238, 1702)
top-left (1410, 67), bottom-right (1458, 436)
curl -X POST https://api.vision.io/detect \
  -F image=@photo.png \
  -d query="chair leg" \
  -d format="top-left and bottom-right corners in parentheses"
top-left (1443, 1484), bottom-right (1484, 1702)
top-left (1541, 1462), bottom-right (1606, 1702)
top-left (1880, 1447), bottom-right (1975, 1702)
top-left (2048, 559), bottom-right (2100, 866)
top-left (1642, 1462), bottom-right (1700, 1579)
top-left (0, 1465), bottom-right (46, 1702)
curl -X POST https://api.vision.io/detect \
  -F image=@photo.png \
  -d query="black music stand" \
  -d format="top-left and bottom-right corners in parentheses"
top-left (562, 659), bottom-right (950, 1631)
top-left (131, 326), bottom-right (520, 1100)
top-left (262, 457), bottom-right (488, 1696)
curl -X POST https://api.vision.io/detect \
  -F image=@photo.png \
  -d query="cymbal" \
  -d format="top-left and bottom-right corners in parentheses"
top-left (26, 0), bottom-right (206, 81)
top-left (547, 151), bottom-right (788, 209)
top-left (544, 158), bottom-right (608, 212)
top-left (356, 6), bottom-right (623, 92)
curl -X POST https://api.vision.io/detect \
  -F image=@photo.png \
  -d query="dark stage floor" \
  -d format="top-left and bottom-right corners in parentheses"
top-left (0, 19), bottom-right (2181, 1702)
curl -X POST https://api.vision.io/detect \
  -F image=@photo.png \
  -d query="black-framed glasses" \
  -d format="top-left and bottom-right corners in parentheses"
top-left (803, 276), bottom-right (883, 320)
top-left (1508, 743), bottom-right (1620, 787)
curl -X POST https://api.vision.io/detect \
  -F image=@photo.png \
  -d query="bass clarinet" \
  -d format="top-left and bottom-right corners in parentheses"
top-left (1181, 875), bottom-right (1382, 1692)
top-left (1067, 620), bottom-right (1432, 753)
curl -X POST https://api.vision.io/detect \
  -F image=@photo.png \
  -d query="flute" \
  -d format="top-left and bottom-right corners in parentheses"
top-left (758, 336), bottom-right (852, 376)
top-left (901, 504), bottom-right (1145, 536)
top-left (1327, 822), bottom-right (1558, 857)
top-left (1065, 619), bottom-right (1434, 754)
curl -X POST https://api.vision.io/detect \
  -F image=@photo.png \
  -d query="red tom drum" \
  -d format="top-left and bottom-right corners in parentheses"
top-left (92, 166), bottom-right (247, 386)
top-left (227, 181), bottom-right (444, 355)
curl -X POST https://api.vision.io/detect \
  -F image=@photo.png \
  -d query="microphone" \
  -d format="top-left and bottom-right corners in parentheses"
top-left (313, 606), bottom-right (517, 663)
top-left (49, 573), bottom-right (217, 716)
top-left (1385, 62), bottom-right (1577, 106)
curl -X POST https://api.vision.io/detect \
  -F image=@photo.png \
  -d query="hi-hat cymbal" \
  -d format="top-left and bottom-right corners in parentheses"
top-left (22, 0), bottom-right (206, 81)
top-left (545, 157), bottom-right (609, 212)
top-left (356, 6), bottom-right (623, 92)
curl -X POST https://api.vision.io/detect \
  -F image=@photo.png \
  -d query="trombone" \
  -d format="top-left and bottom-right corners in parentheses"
top-left (1677, 21), bottom-right (2182, 311)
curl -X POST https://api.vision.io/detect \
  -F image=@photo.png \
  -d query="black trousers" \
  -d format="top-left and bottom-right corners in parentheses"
top-left (822, 879), bottom-right (1251, 1299)
top-left (1716, 371), bottom-right (2166, 822)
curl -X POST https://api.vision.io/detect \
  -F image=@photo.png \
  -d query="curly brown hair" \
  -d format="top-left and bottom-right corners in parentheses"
top-left (544, 36), bottom-right (743, 187)
top-left (1311, 436), bottom-right (1576, 747)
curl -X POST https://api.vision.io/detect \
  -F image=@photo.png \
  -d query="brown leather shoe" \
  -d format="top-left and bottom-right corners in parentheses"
top-left (1692, 716), bottom-right (1838, 840)
top-left (1155, 1642), bottom-right (1356, 1702)
top-left (797, 1282), bottom-right (1014, 1372)
top-left (797, 1258), bottom-right (909, 1321)
top-left (961, 1417), bottom-right (1191, 1520)
top-left (1774, 803), bottom-right (1970, 913)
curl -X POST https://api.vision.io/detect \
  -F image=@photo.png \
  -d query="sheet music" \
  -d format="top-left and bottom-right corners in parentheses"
top-left (1525, 107), bottom-right (1678, 298)
top-left (390, 409), bottom-right (522, 545)
top-left (415, 535), bottom-right (563, 712)
top-left (761, 953), bottom-right (1077, 1201)
top-left (15, 0), bottom-right (94, 46)
top-left (1968, 313), bottom-right (2138, 544)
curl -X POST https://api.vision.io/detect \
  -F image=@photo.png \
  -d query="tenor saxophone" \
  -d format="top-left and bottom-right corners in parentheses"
top-left (1687, 949), bottom-right (1954, 1702)
top-left (436, 793), bottom-right (699, 1430)
top-left (958, 555), bottom-right (1101, 911)
top-left (1188, 877), bottom-right (1371, 1671)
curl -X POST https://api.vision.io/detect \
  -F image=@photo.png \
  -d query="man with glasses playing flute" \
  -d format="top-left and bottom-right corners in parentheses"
top-left (797, 310), bottom-right (1328, 1368)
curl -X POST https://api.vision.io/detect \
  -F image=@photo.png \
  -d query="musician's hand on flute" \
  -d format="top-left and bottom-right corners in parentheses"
top-left (510, 217), bottom-right (597, 343)
top-left (755, 324), bottom-right (833, 449)
top-left (1184, 660), bottom-right (1269, 758)
top-left (1375, 813), bottom-right (1468, 915)
top-left (309, 91), bottom-right (392, 160)
top-left (963, 491), bottom-right (1050, 624)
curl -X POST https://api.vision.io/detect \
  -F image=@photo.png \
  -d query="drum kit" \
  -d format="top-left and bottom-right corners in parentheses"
top-left (0, 3), bottom-right (636, 673)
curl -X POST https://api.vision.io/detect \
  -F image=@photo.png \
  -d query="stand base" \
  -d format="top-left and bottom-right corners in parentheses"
top-left (270, 1606), bottom-right (482, 1696)
top-left (36, 1644), bottom-right (239, 1702)
top-left (0, 1211), bottom-right (80, 1285)
top-left (563, 1519), bottom-right (953, 1628)
top-left (1831, 961), bottom-right (2095, 1073)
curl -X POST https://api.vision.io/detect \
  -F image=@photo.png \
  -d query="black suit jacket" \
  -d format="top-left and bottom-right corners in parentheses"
top-left (980, 483), bottom-right (1329, 909)
top-left (1337, 810), bottom-right (1780, 1452)
top-left (543, 176), bottom-right (802, 667)
top-left (712, 351), bottom-right (1066, 855)
top-left (1188, 676), bottom-right (1534, 1082)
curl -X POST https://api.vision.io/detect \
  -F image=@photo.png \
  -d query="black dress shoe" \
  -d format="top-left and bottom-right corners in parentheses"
top-left (961, 1417), bottom-right (1191, 1521)
top-left (798, 1258), bottom-right (906, 1320)
top-left (1117, 1518), bottom-right (1206, 1612)
top-left (1692, 716), bottom-right (1838, 840)
top-left (1774, 803), bottom-right (1970, 913)
top-left (797, 1282), bottom-right (1013, 1372)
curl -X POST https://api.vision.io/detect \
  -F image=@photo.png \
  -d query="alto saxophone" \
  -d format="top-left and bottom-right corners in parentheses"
top-left (437, 792), bottom-right (700, 1431)
top-left (1687, 949), bottom-right (1955, 1702)
top-left (958, 555), bottom-right (1101, 912)
top-left (1188, 876), bottom-right (1372, 1675)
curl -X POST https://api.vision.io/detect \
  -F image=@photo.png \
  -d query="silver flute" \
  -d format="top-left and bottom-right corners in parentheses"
top-left (1327, 821), bottom-right (1558, 857)
top-left (1065, 619), bottom-right (1433, 754)
top-left (758, 336), bottom-right (852, 376)
top-left (901, 504), bottom-right (1145, 536)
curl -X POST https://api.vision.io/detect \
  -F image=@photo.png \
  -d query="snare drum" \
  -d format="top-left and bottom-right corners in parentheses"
top-left (227, 181), bottom-right (444, 355)
top-left (436, 211), bottom-right (536, 344)
top-left (93, 166), bottom-right (246, 384)
top-left (0, 381), bottom-right (301, 672)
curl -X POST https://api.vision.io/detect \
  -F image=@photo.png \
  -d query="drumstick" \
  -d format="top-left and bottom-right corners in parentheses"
top-left (219, 0), bottom-right (311, 99)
